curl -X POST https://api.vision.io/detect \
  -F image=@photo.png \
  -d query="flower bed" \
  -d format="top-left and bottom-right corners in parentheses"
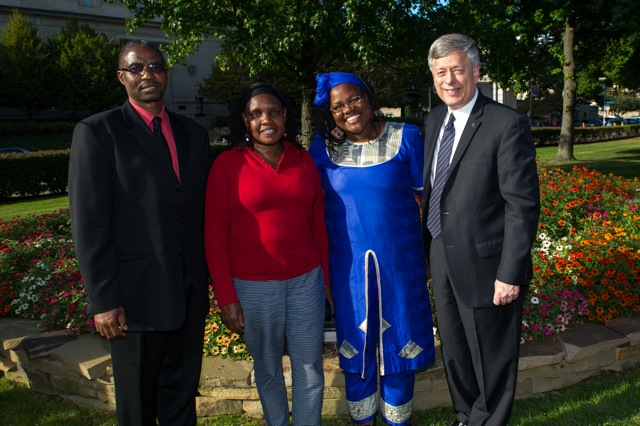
top-left (1, 163), bottom-right (639, 359)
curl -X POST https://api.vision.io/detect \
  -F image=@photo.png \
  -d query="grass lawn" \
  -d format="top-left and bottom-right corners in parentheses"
top-left (0, 194), bottom-right (69, 222)
top-left (2, 368), bottom-right (640, 425)
top-left (536, 136), bottom-right (640, 179)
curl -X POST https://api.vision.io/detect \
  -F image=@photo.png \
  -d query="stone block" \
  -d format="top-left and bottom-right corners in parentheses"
top-left (22, 329), bottom-right (77, 359)
top-left (414, 388), bottom-right (452, 410)
top-left (323, 359), bottom-right (344, 387)
top-left (30, 357), bottom-right (86, 382)
top-left (63, 393), bottom-right (113, 411)
top-left (605, 316), bottom-right (640, 346)
top-left (602, 346), bottom-right (640, 372)
top-left (518, 338), bottom-right (564, 370)
top-left (199, 357), bottom-right (252, 388)
top-left (96, 389), bottom-right (117, 406)
top-left (50, 374), bottom-right (98, 398)
top-left (196, 395), bottom-right (244, 417)
top-left (530, 369), bottom-right (597, 394)
top-left (18, 363), bottom-right (53, 392)
top-left (515, 377), bottom-right (533, 398)
top-left (202, 386), bottom-right (259, 400)
top-left (4, 368), bottom-right (29, 386)
top-left (0, 353), bottom-right (16, 373)
top-left (559, 323), bottom-right (628, 363)
top-left (9, 347), bottom-right (29, 365)
top-left (323, 385), bottom-right (345, 400)
top-left (49, 334), bottom-right (111, 380)
top-left (615, 344), bottom-right (640, 361)
top-left (518, 364), bottom-right (562, 381)
top-left (321, 397), bottom-right (350, 416)
top-left (0, 319), bottom-right (41, 351)
top-left (559, 350), bottom-right (616, 373)
top-left (243, 399), bottom-right (264, 417)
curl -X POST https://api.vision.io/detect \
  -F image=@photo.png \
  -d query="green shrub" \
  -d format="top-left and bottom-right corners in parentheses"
top-left (0, 150), bottom-right (70, 199)
top-left (533, 125), bottom-right (640, 146)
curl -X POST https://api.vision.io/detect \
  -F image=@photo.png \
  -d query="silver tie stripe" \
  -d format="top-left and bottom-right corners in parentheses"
top-left (427, 113), bottom-right (456, 239)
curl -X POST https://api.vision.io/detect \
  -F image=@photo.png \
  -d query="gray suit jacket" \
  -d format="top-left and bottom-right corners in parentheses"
top-left (422, 92), bottom-right (540, 307)
top-left (69, 101), bottom-right (212, 330)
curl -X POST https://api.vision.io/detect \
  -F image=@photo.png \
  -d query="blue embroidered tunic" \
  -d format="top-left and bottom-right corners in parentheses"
top-left (309, 122), bottom-right (435, 376)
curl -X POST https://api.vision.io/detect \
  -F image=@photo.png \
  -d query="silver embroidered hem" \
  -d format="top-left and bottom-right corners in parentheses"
top-left (380, 397), bottom-right (413, 423)
top-left (347, 392), bottom-right (378, 421)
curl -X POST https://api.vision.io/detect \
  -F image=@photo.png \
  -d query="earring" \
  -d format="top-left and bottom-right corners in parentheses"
top-left (245, 132), bottom-right (251, 143)
top-left (283, 132), bottom-right (288, 140)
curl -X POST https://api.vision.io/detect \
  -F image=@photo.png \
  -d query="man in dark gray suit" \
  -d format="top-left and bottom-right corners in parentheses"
top-left (69, 40), bottom-right (211, 425)
top-left (422, 34), bottom-right (540, 426)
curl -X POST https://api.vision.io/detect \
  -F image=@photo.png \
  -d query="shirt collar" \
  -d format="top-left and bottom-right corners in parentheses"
top-left (446, 88), bottom-right (478, 123)
top-left (128, 99), bottom-right (168, 129)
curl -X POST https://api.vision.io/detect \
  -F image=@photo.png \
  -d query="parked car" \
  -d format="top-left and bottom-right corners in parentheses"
top-left (0, 147), bottom-right (30, 154)
top-left (585, 119), bottom-right (603, 127)
top-left (623, 117), bottom-right (640, 125)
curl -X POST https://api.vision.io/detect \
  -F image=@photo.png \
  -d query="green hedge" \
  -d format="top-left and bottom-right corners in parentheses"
top-left (0, 150), bottom-right (70, 199)
top-left (532, 124), bottom-right (640, 146)
top-left (0, 146), bottom-right (232, 200)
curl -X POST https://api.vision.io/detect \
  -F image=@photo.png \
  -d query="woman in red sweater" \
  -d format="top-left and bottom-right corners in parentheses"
top-left (204, 82), bottom-right (331, 426)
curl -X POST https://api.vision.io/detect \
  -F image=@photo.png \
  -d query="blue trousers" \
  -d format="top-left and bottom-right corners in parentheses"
top-left (234, 267), bottom-right (326, 426)
top-left (344, 266), bottom-right (416, 426)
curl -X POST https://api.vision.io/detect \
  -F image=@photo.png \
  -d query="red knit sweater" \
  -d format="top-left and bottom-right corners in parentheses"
top-left (204, 142), bottom-right (330, 307)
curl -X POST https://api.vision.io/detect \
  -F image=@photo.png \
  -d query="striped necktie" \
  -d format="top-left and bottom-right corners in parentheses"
top-left (426, 113), bottom-right (456, 239)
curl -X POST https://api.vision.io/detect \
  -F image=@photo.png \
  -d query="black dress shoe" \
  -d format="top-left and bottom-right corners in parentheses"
top-left (449, 421), bottom-right (467, 426)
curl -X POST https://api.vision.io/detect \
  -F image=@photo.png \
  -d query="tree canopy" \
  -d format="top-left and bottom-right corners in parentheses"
top-left (0, 12), bottom-right (125, 118)
top-left (0, 11), bottom-right (55, 118)
top-left (120, 0), bottom-right (438, 143)
top-left (47, 19), bottom-right (125, 114)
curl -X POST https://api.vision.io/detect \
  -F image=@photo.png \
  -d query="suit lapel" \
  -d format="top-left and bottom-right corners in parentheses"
top-left (448, 94), bottom-right (486, 173)
top-left (167, 112), bottom-right (190, 185)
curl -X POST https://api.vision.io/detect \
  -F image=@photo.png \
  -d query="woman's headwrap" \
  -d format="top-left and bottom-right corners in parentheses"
top-left (314, 72), bottom-right (366, 108)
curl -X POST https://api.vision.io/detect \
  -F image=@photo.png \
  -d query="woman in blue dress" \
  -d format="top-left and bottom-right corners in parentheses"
top-left (309, 72), bottom-right (435, 426)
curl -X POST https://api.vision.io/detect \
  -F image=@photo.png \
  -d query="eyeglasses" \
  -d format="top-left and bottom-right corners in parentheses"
top-left (118, 63), bottom-right (167, 75)
top-left (330, 96), bottom-right (363, 115)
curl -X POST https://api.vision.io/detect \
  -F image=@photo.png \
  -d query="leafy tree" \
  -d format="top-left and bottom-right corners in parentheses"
top-left (47, 19), bottom-right (125, 114)
top-left (609, 93), bottom-right (640, 115)
top-left (0, 11), bottom-right (55, 118)
top-left (118, 0), bottom-right (437, 144)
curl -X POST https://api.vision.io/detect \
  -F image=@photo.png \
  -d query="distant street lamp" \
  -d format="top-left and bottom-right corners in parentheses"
top-left (598, 77), bottom-right (607, 126)
top-left (195, 92), bottom-right (204, 117)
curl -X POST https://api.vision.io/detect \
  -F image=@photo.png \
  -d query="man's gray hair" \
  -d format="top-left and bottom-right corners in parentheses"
top-left (428, 34), bottom-right (481, 72)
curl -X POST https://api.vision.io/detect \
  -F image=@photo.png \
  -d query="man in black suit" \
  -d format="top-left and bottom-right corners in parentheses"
top-left (422, 34), bottom-right (540, 426)
top-left (69, 40), bottom-right (212, 425)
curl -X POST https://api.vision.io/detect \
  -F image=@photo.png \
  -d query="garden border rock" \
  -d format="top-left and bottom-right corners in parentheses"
top-left (1, 316), bottom-right (640, 418)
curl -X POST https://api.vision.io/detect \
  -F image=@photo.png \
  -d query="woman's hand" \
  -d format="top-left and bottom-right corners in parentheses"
top-left (220, 302), bottom-right (245, 333)
top-left (325, 285), bottom-right (334, 316)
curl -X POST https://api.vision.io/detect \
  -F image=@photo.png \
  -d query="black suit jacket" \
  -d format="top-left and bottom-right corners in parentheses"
top-left (422, 92), bottom-right (540, 307)
top-left (69, 101), bottom-right (212, 330)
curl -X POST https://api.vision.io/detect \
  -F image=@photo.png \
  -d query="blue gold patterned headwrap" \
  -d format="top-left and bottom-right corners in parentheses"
top-left (314, 72), bottom-right (367, 108)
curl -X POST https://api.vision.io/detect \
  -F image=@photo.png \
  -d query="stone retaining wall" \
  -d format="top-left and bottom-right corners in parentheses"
top-left (1, 317), bottom-right (640, 419)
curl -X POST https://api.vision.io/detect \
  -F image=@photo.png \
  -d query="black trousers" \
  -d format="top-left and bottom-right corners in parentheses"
top-left (430, 236), bottom-right (524, 426)
top-left (109, 288), bottom-right (206, 426)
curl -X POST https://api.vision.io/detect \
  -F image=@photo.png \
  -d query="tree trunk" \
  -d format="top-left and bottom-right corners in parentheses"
top-left (555, 12), bottom-right (577, 162)
top-left (300, 88), bottom-right (312, 148)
